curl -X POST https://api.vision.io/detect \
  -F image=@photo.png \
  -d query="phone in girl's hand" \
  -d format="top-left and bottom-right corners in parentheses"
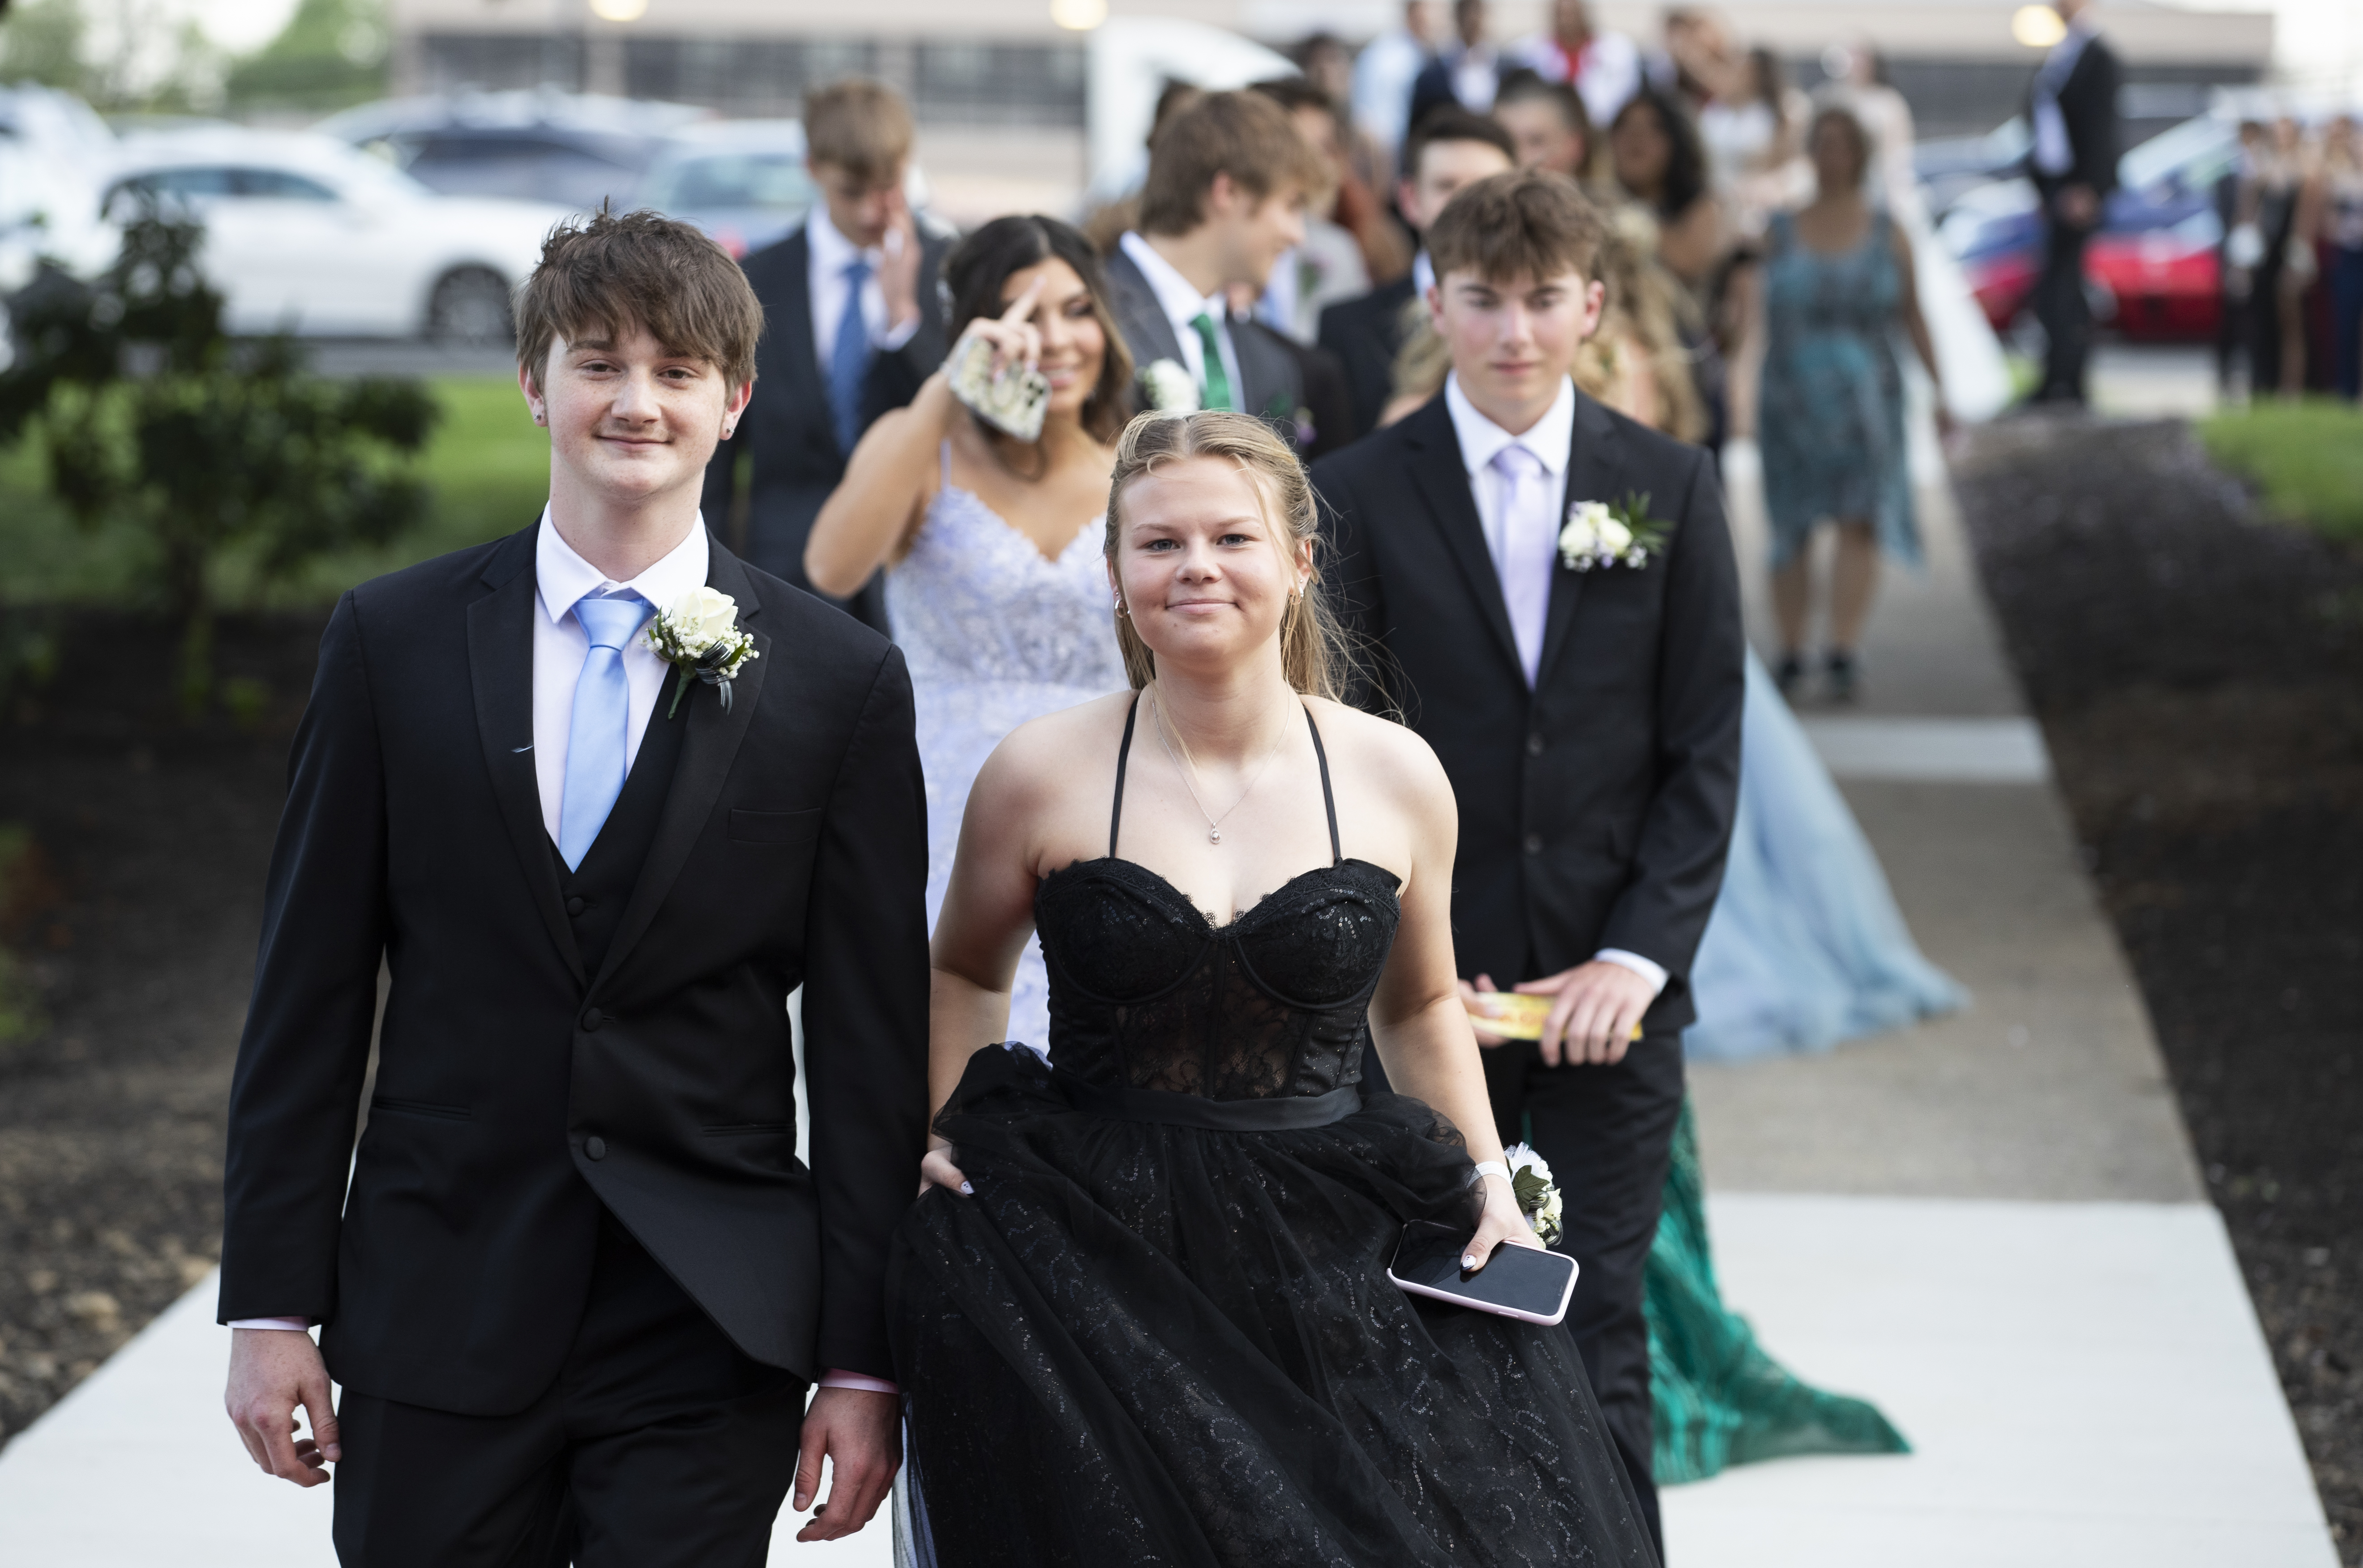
top-left (1387, 1220), bottom-right (1578, 1326)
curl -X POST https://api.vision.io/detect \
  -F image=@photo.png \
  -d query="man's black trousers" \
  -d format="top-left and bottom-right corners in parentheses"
top-left (1483, 1032), bottom-right (1686, 1561)
top-left (330, 1209), bottom-right (805, 1567)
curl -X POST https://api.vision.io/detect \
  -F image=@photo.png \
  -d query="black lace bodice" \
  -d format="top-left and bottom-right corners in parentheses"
top-left (1032, 697), bottom-right (1403, 1101)
top-left (1036, 857), bottom-right (1401, 1098)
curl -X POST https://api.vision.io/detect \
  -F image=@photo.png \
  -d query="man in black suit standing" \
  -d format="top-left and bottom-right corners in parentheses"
top-left (1315, 171), bottom-right (1742, 1556)
top-left (703, 79), bottom-right (951, 631)
top-left (2024, 0), bottom-right (2119, 405)
top-left (1103, 89), bottom-right (1322, 441)
top-left (1408, 0), bottom-right (1507, 129)
top-left (219, 209), bottom-right (929, 1563)
top-left (1317, 107), bottom-right (1513, 437)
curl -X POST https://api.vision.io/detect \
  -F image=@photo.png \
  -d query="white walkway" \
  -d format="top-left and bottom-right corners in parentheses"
top-left (1661, 1196), bottom-right (2336, 1567)
top-left (0, 1269), bottom-right (891, 1568)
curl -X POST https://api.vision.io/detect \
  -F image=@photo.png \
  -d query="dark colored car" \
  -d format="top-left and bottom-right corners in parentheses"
top-left (316, 92), bottom-right (709, 215)
top-left (1937, 115), bottom-right (2243, 341)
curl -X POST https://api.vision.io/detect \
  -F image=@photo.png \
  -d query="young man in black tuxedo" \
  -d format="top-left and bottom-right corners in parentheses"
top-left (219, 208), bottom-right (929, 1564)
top-left (2023, 0), bottom-right (2119, 405)
top-left (702, 78), bottom-right (951, 631)
top-left (1317, 106), bottom-right (1513, 437)
top-left (1314, 170), bottom-right (1742, 1555)
top-left (1104, 89), bottom-right (1319, 440)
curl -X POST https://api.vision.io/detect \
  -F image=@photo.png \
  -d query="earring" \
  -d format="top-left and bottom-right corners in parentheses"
top-left (1113, 591), bottom-right (1129, 618)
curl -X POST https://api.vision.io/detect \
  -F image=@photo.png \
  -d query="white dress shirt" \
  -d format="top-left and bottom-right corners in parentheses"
top-left (1119, 230), bottom-right (1245, 410)
top-left (2030, 13), bottom-right (2098, 179)
top-left (530, 508), bottom-right (708, 843)
top-left (1510, 29), bottom-right (1642, 130)
top-left (1351, 25), bottom-right (1433, 153)
top-left (805, 204), bottom-right (920, 378)
top-left (1442, 372), bottom-right (1670, 1000)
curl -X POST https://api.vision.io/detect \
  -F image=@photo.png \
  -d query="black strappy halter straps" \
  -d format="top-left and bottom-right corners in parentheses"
top-left (1111, 692), bottom-right (1341, 865)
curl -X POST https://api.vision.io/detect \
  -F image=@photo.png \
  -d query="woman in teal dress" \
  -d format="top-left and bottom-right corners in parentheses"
top-left (1745, 104), bottom-right (1950, 701)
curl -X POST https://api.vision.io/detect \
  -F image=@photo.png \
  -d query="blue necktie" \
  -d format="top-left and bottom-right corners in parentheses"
top-left (828, 256), bottom-right (874, 456)
top-left (558, 593), bottom-right (654, 871)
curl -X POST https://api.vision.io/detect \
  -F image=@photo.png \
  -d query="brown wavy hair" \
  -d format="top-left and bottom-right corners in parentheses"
top-left (942, 215), bottom-right (1134, 445)
top-left (1103, 411), bottom-right (1344, 701)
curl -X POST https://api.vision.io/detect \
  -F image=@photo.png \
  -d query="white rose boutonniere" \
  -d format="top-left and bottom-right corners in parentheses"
top-left (645, 586), bottom-right (759, 718)
top-left (1558, 491), bottom-right (1674, 572)
top-left (1140, 358), bottom-right (1199, 414)
top-left (1499, 1142), bottom-right (1565, 1248)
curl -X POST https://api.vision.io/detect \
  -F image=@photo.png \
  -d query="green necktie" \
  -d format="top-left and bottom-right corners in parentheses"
top-left (1189, 312), bottom-right (1235, 411)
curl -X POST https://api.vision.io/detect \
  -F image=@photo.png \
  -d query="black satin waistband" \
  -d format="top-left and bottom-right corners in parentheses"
top-left (1051, 1070), bottom-right (1361, 1131)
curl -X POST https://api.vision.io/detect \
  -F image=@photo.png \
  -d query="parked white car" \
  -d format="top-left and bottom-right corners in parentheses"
top-left (100, 128), bottom-right (572, 342)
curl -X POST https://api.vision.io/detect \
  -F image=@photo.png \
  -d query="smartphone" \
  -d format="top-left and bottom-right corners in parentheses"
top-left (1387, 1220), bottom-right (1579, 1326)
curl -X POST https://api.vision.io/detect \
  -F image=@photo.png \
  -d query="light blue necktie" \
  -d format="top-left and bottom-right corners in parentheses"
top-left (828, 256), bottom-right (874, 456)
top-left (558, 593), bottom-right (654, 871)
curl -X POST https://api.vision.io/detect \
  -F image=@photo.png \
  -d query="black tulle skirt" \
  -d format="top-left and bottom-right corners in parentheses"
top-left (886, 1045), bottom-right (1660, 1568)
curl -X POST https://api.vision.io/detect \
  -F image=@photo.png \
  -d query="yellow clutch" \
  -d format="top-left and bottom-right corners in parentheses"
top-left (1464, 993), bottom-right (1644, 1042)
top-left (1466, 993), bottom-right (1553, 1039)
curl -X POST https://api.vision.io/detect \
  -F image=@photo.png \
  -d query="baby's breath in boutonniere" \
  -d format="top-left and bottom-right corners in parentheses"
top-left (645, 586), bottom-right (758, 718)
top-left (1559, 491), bottom-right (1675, 573)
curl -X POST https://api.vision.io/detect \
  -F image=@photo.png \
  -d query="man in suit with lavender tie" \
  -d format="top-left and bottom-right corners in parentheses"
top-left (1314, 170), bottom-right (1742, 1555)
top-left (218, 208), bottom-right (929, 1563)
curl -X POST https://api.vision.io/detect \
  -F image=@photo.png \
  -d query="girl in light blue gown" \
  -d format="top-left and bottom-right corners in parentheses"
top-left (1686, 651), bottom-right (1966, 1064)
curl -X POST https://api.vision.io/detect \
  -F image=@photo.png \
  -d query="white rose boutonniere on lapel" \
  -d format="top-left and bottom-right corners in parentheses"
top-left (645, 586), bottom-right (758, 718)
top-left (1559, 491), bottom-right (1674, 572)
top-left (1140, 358), bottom-right (1199, 414)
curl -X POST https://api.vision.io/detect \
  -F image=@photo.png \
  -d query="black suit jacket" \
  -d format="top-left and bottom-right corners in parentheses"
top-left (1103, 242), bottom-right (1306, 441)
top-left (1408, 55), bottom-right (1498, 138)
top-left (702, 222), bottom-right (953, 632)
top-left (1313, 393), bottom-right (1743, 1028)
top-left (218, 527), bottom-right (931, 1414)
top-left (1318, 273), bottom-right (1419, 440)
top-left (2025, 33), bottom-right (2121, 197)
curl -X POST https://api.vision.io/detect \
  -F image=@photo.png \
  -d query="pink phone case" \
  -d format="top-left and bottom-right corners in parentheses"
top-left (1387, 1249), bottom-right (1579, 1327)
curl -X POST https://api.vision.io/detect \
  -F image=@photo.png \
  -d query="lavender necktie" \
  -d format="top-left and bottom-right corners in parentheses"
top-left (1490, 444), bottom-right (1553, 687)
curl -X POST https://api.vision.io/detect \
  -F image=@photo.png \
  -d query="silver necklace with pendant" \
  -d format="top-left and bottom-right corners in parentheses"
top-left (1148, 685), bottom-right (1291, 845)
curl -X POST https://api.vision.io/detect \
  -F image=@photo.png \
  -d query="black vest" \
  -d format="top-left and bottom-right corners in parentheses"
top-left (549, 696), bottom-right (691, 980)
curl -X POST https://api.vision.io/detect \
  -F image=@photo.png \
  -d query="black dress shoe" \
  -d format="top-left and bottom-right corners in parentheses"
top-left (1774, 654), bottom-right (1806, 699)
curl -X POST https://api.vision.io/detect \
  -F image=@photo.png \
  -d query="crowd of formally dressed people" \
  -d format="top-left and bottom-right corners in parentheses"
top-left (2218, 111), bottom-right (2363, 402)
top-left (215, 43), bottom-right (1973, 1568)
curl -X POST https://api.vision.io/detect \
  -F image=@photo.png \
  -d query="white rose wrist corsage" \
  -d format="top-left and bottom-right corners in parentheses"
top-left (1494, 1143), bottom-right (1565, 1247)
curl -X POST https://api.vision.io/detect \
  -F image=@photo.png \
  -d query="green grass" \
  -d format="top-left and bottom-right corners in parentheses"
top-left (2197, 398), bottom-right (2363, 547)
top-left (0, 375), bottom-right (549, 611)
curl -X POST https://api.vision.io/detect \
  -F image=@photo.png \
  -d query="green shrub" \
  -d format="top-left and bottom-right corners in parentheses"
top-left (2197, 400), bottom-right (2363, 547)
top-left (0, 209), bottom-right (437, 709)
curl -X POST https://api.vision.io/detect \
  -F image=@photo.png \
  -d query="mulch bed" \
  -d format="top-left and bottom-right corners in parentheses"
top-left (1957, 417), bottom-right (2363, 1562)
top-left (0, 611), bottom-right (324, 1448)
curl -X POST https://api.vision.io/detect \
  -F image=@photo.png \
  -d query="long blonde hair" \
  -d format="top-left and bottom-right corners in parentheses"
top-left (1104, 410), bottom-right (1345, 701)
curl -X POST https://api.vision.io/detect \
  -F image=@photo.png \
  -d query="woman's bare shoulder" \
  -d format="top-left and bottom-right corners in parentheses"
top-left (1304, 699), bottom-right (1453, 806)
top-left (970, 690), bottom-right (1138, 806)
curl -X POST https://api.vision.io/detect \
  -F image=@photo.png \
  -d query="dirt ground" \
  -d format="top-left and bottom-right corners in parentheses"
top-left (0, 612), bottom-right (322, 1447)
top-left (1957, 417), bottom-right (2363, 1562)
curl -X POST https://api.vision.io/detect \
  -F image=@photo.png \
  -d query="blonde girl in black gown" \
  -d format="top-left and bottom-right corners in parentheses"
top-left (887, 410), bottom-right (1657, 1568)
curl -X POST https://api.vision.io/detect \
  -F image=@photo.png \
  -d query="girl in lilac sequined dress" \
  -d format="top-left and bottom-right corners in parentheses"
top-left (807, 217), bottom-right (1132, 1043)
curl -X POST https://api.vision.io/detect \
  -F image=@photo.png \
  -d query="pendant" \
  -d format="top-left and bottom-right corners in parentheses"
top-left (1208, 828), bottom-right (1222, 844)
